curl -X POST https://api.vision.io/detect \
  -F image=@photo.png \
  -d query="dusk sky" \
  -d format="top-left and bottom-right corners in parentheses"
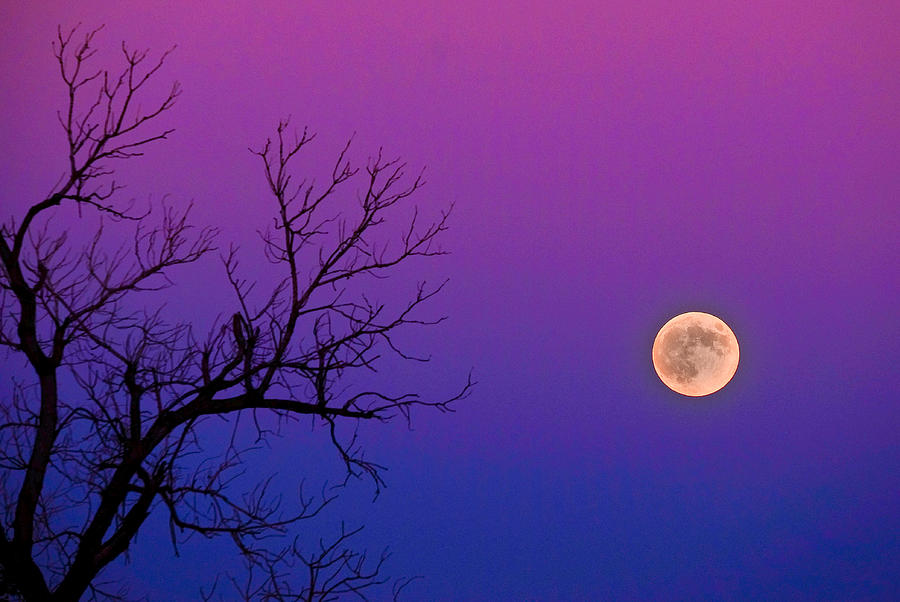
top-left (2, 2), bottom-right (898, 600)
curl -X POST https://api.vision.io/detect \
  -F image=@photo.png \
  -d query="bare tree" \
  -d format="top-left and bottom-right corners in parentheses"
top-left (0, 26), bottom-right (471, 601)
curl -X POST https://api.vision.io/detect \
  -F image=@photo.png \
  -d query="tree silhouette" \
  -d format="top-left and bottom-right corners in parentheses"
top-left (0, 26), bottom-right (471, 601)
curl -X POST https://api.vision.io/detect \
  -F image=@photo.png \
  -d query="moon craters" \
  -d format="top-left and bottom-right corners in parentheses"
top-left (652, 312), bottom-right (739, 397)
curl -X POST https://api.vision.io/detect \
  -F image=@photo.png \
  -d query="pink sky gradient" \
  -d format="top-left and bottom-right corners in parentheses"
top-left (2, 2), bottom-right (898, 599)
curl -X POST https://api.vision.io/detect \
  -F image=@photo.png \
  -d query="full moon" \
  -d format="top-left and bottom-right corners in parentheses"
top-left (651, 311), bottom-right (739, 396)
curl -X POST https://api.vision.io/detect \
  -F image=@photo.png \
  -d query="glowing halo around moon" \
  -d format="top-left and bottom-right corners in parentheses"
top-left (652, 312), bottom-right (739, 396)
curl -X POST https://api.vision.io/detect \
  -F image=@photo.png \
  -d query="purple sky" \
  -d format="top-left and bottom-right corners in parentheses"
top-left (2, 2), bottom-right (898, 599)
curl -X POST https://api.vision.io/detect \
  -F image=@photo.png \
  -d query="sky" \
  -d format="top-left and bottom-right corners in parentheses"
top-left (1, 1), bottom-right (898, 599)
